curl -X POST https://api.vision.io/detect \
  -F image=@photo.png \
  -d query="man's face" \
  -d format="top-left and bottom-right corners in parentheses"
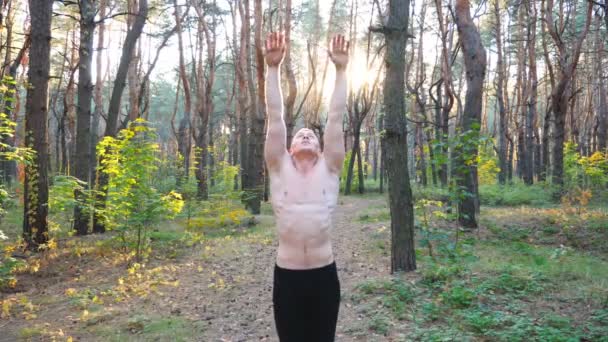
top-left (290, 128), bottom-right (320, 156)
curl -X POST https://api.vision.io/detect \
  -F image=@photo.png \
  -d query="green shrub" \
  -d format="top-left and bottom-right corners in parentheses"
top-left (441, 285), bottom-right (475, 308)
top-left (97, 119), bottom-right (184, 261)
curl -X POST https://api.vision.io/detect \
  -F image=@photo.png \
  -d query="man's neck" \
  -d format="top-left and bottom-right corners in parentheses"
top-left (291, 153), bottom-right (319, 174)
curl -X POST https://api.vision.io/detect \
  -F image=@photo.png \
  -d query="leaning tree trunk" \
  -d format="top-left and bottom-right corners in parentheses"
top-left (23, 0), bottom-right (52, 250)
top-left (377, 0), bottom-right (416, 273)
top-left (454, 0), bottom-right (487, 229)
top-left (73, 0), bottom-right (96, 235)
top-left (93, 0), bottom-right (148, 233)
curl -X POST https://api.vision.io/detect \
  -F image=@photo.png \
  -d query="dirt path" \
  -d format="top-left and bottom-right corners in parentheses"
top-left (163, 195), bottom-right (392, 341)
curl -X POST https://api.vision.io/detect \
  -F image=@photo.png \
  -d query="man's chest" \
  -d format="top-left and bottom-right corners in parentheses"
top-left (270, 159), bottom-right (339, 206)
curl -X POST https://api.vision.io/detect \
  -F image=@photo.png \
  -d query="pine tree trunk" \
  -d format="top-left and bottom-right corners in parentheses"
top-left (73, 0), bottom-right (96, 235)
top-left (245, 0), bottom-right (266, 214)
top-left (454, 0), bottom-right (486, 229)
top-left (378, 0), bottom-right (416, 272)
top-left (524, 0), bottom-right (537, 185)
top-left (23, 0), bottom-right (52, 250)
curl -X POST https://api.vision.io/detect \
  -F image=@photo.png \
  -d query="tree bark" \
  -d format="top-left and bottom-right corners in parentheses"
top-left (378, 0), bottom-right (416, 272)
top-left (454, 0), bottom-right (486, 228)
top-left (23, 0), bottom-right (52, 249)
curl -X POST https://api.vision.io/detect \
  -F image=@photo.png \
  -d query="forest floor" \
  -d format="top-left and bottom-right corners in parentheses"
top-left (1, 193), bottom-right (608, 341)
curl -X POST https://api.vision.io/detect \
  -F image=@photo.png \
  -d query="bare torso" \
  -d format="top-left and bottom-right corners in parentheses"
top-left (269, 155), bottom-right (340, 269)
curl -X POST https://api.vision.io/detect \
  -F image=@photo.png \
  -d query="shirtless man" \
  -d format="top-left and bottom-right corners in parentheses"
top-left (264, 32), bottom-right (349, 342)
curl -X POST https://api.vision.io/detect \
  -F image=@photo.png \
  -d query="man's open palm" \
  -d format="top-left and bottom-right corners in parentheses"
top-left (329, 35), bottom-right (349, 70)
top-left (265, 32), bottom-right (286, 67)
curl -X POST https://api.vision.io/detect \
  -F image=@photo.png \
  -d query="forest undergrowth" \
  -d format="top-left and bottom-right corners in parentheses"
top-left (1, 187), bottom-right (607, 341)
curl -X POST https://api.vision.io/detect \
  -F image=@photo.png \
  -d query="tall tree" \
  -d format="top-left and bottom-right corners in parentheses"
top-left (374, 0), bottom-right (416, 272)
top-left (73, 0), bottom-right (96, 235)
top-left (246, 0), bottom-right (265, 214)
top-left (454, 0), bottom-right (487, 228)
top-left (523, 0), bottom-right (537, 185)
top-left (23, 0), bottom-right (53, 249)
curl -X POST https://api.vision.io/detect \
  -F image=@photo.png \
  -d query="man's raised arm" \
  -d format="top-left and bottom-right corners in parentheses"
top-left (264, 32), bottom-right (287, 171)
top-left (324, 35), bottom-right (350, 173)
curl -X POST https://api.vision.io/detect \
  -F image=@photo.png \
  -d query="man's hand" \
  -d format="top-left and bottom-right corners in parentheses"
top-left (265, 32), bottom-right (286, 67)
top-left (329, 35), bottom-right (349, 71)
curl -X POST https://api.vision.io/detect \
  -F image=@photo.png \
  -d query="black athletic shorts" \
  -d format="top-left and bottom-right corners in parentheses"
top-left (272, 262), bottom-right (341, 342)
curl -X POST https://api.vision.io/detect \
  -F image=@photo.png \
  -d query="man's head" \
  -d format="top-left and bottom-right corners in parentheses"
top-left (290, 128), bottom-right (321, 158)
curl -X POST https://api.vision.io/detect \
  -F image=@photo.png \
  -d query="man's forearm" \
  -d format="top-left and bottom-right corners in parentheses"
top-left (266, 66), bottom-right (283, 121)
top-left (328, 69), bottom-right (347, 122)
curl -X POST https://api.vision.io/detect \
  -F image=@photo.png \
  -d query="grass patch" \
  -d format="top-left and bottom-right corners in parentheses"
top-left (352, 212), bottom-right (608, 339)
top-left (91, 315), bottom-right (204, 341)
top-left (473, 240), bottom-right (608, 304)
top-left (480, 182), bottom-right (555, 206)
top-left (358, 209), bottom-right (390, 223)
